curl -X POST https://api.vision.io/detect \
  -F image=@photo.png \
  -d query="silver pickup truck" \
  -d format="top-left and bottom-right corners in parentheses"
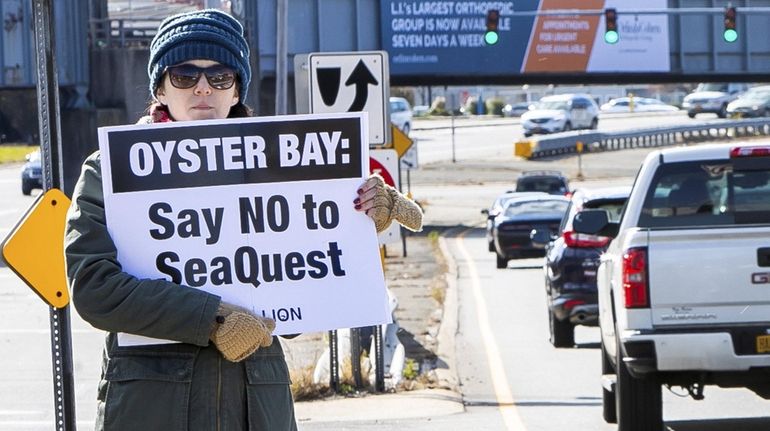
top-left (574, 143), bottom-right (770, 431)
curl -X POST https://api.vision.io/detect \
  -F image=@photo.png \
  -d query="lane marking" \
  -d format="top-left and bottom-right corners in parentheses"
top-left (456, 230), bottom-right (527, 431)
top-left (0, 328), bottom-right (101, 335)
top-left (0, 208), bottom-right (22, 216)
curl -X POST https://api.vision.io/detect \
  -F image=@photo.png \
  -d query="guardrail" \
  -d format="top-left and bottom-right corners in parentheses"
top-left (514, 118), bottom-right (770, 159)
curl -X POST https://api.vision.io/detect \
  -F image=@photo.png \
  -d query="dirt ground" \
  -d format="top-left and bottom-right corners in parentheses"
top-left (281, 229), bottom-right (447, 394)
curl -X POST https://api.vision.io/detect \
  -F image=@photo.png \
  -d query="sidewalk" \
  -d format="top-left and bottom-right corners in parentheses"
top-left (283, 231), bottom-right (464, 423)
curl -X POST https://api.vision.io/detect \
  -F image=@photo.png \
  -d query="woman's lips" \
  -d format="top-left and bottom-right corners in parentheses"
top-left (193, 104), bottom-right (212, 110)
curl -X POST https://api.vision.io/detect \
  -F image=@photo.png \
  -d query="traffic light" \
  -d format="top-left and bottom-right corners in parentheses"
top-left (485, 9), bottom-right (500, 45)
top-left (724, 7), bottom-right (737, 42)
top-left (604, 8), bottom-right (618, 44)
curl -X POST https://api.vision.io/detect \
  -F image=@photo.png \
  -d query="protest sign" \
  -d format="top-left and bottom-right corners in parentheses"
top-left (98, 112), bottom-right (390, 345)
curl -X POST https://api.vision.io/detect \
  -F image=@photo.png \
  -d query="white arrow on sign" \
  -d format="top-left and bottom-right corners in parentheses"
top-left (308, 51), bottom-right (390, 145)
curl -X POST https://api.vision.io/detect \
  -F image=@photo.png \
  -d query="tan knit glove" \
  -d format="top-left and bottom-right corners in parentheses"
top-left (210, 302), bottom-right (275, 362)
top-left (356, 174), bottom-right (423, 233)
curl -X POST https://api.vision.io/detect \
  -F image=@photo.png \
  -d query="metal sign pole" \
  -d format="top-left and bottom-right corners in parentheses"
top-left (30, 0), bottom-right (77, 429)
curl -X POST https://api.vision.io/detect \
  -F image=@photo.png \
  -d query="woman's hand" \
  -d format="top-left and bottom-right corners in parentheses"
top-left (210, 302), bottom-right (275, 362)
top-left (354, 174), bottom-right (423, 233)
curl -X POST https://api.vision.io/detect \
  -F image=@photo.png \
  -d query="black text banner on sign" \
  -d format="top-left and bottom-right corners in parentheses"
top-left (98, 113), bottom-right (390, 345)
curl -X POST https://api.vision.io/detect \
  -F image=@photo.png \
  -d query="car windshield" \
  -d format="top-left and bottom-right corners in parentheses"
top-left (639, 158), bottom-right (770, 227)
top-left (504, 199), bottom-right (568, 217)
top-left (516, 177), bottom-right (567, 194)
top-left (695, 83), bottom-right (728, 92)
top-left (741, 89), bottom-right (770, 101)
top-left (535, 100), bottom-right (569, 110)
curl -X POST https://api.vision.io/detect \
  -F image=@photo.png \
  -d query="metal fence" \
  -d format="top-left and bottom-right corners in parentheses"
top-left (515, 118), bottom-right (770, 159)
top-left (89, 19), bottom-right (160, 48)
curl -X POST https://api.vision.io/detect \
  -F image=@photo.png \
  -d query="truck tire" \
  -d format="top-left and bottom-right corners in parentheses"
top-left (616, 340), bottom-right (662, 431)
top-left (22, 180), bottom-right (32, 196)
top-left (601, 342), bottom-right (617, 423)
top-left (548, 309), bottom-right (574, 347)
top-left (496, 253), bottom-right (507, 269)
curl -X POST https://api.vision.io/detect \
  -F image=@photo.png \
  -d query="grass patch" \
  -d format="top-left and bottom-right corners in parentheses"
top-left (0, 145), bottom-right (37, 164)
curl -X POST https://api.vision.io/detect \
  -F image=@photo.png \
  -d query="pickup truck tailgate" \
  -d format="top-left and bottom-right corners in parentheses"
top-left (648, 227), bottom-right (770, 326)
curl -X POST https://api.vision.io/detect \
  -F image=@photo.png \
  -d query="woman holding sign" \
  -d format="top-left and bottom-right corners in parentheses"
top-left (64, 9), bottom-right (422, 431)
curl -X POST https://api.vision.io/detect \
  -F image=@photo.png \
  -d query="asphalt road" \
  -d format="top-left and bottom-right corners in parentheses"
top-left (1, 113), bottom-right (769, 430)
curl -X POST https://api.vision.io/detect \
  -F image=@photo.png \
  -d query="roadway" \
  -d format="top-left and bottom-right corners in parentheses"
top-left (1, 113), bottom-right (769, 430)
top-left (411, 110), bottom-right (701, 165)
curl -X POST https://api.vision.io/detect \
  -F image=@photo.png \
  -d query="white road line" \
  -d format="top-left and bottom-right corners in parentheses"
top-left (0, 329), bottom-right (99, 335)
top-left (456, 231), bottom-right (527, 431)
top-left (0, 208), bottom-right (21, 216)
top-left (0, 411), bottom-right (41, 416)
top-left (0, 420), bottom-right (95, 427)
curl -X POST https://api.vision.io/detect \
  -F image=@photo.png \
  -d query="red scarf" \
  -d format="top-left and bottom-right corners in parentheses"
top-left (149, 104), bottom-right (172, 123)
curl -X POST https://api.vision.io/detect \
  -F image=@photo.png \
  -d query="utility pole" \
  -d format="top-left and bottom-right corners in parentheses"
top-left (275, 0), bottom-right (288, 114)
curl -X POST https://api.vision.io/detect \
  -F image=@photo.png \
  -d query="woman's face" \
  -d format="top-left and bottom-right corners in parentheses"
top-left (156, 59), bottom-right (239, 121)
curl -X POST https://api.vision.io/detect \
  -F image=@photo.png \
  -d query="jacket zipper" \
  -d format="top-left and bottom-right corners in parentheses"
top-left (216, 355), bottom-right (222, 431)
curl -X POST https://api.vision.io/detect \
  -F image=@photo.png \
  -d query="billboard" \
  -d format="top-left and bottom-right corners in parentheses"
top-left (381, 0), bottom-right (670, 77)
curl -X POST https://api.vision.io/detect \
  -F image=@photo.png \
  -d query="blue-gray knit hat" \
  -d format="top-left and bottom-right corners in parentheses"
top-left (148, 9), bottom-right (251, 102)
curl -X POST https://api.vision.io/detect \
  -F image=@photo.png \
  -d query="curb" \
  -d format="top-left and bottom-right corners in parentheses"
top-left (434, 232), bottom-right (461, 394)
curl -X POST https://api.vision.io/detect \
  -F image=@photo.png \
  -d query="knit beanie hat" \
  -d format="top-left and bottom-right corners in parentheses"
top-left (148, 9), bottom-right (251, 102)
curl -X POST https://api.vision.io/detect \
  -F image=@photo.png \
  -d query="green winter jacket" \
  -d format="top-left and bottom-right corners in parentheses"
top-left (64, 152), bottom-right (297, 430)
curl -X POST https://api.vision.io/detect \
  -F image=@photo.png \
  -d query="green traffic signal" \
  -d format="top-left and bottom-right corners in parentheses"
top-left (604, 30), bottom-right (619, 44)
top-left (723, 28), bottom-right (738, 43)
top-left (485, 31), bottom-right (499, 45)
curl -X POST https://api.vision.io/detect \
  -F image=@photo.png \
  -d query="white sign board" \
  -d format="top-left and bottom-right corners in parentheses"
top-left (370, 149), bottom-right (401, 245)
top-left (98, 113), bottom-right (390, 345)
top-left (400, 144), bottom-right (418, 171)
top-left (308, 51), bottom-right (390, 145)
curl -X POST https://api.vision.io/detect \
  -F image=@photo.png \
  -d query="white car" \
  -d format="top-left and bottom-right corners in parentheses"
top-left (389, 96), bottom-right (413, 135)
top-left (521, 94), bottom-right (599, 137)
top-left (600, 97), bottom-right (679, 113)
top-left (682, 82), bottom-right (748, 118)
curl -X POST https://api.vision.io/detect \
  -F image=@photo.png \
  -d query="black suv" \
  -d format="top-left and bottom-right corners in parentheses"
top-left (515, 170), bottom-right (570, 196)
top-left (532, 186), bottom-right (630, 347)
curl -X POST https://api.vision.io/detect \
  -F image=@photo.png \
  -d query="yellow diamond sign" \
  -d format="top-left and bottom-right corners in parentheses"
top-left (391, 124), bottom-right (413, 158)
top-left (2, 189), bottom-right (71, 308)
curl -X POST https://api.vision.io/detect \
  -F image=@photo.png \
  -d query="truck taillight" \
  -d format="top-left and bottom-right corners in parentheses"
top-left (563, 230), bottom-right (610, 248)
top-left (730, 146), bottom-right (770, 158)
top-left (622, 247), bottom-right (649, 308)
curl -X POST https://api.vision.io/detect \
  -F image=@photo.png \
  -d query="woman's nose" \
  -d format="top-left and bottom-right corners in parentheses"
top-left (193, 77), bottom-right (212, 95)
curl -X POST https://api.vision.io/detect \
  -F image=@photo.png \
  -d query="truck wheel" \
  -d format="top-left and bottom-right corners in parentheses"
top-left (616, 340), bottom-right (662, 431)
top-left (601, 342), bottom-right (617, 424)
top-left (687, 112), bottom-right (696, 119)
top-left (496, 253), bottom-right (507, 269)
top-left (548, 309), bottom-right (574, 347)
top-left (488, 239), bottom-right (495, 252)
top-left (21, 180), bottom-right (32, 196)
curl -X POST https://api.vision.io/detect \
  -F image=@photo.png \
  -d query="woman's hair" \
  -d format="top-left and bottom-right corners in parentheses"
top-left (144, 100), bottom-right (254, 119)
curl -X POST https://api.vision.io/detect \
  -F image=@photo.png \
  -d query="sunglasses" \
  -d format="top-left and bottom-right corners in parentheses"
top-left (166, 64), bottom-right (237, 90)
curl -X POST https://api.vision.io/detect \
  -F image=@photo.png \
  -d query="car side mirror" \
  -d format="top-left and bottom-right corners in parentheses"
top-left (573, 209), bottom-right (619, 238)
top-left (530, 228), bottom-right (553, 248)
top-left (481, 209), bottom-right (489, 216)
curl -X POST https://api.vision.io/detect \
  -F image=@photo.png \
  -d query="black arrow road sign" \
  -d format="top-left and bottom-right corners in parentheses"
top-left (345, 60), bottom-right (378, 112)
top-left (316, 67), bottom-right (341, 107)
